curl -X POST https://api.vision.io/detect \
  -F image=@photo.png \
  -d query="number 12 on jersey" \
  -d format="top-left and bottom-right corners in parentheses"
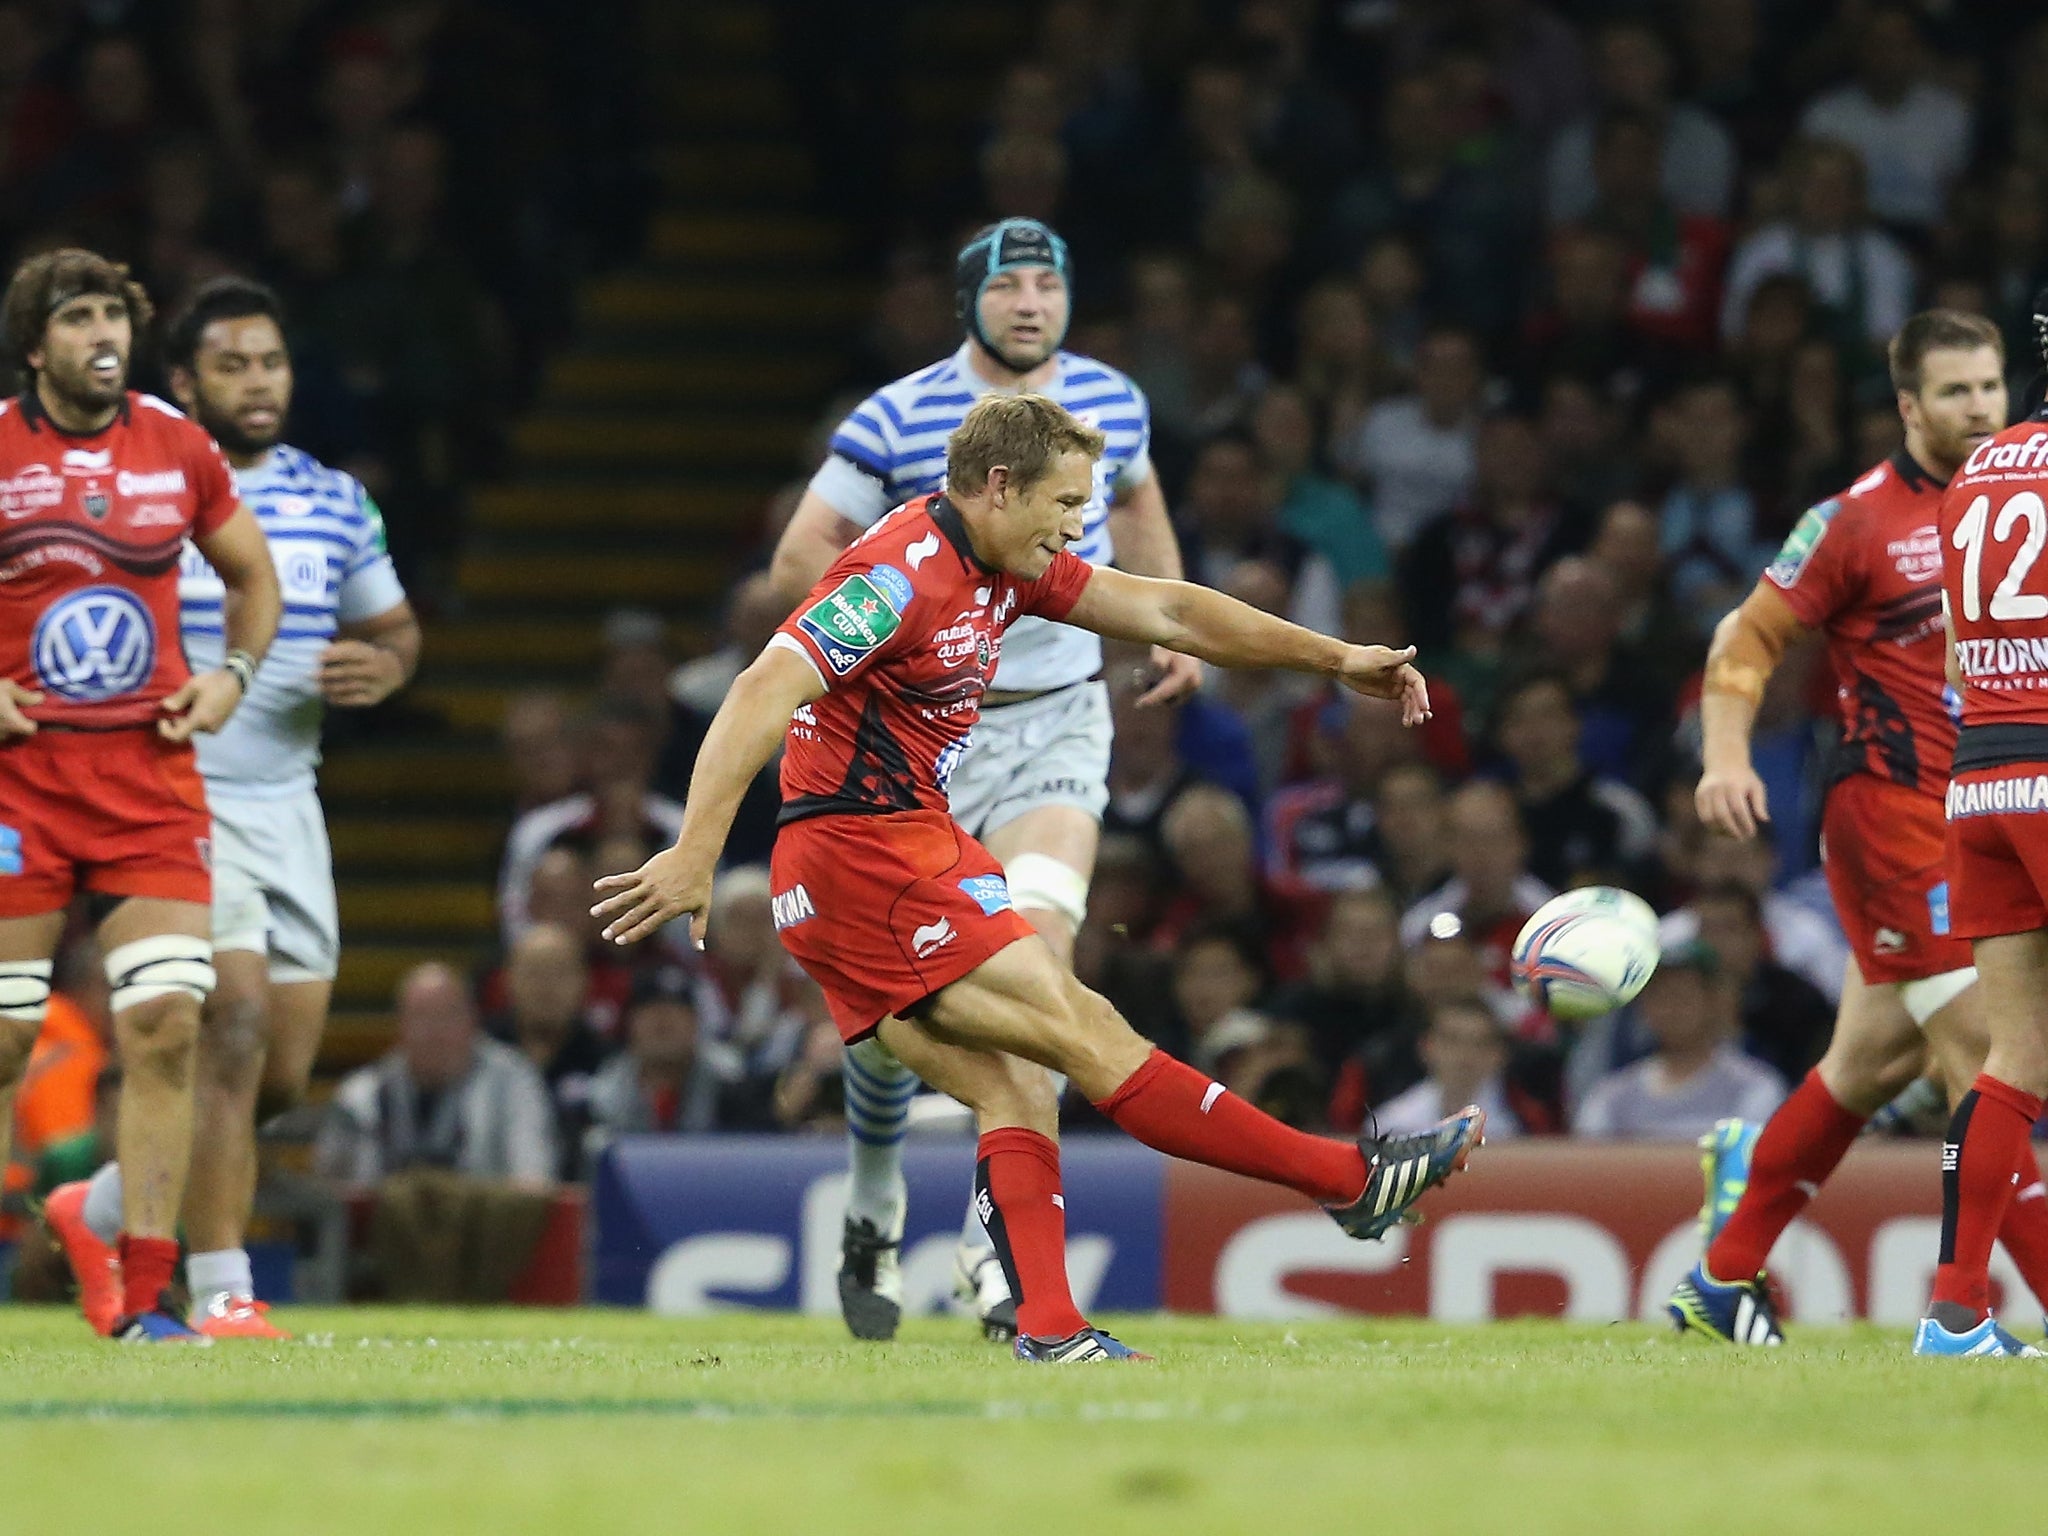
top-left (1952, 491), bottom-right (2048, 622)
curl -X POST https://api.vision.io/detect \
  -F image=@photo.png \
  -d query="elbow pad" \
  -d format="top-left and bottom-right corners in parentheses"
top-left (1702, 589), bottom-right (1803, 708)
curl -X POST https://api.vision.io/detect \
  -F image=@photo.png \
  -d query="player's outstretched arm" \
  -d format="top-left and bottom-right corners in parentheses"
top-left (592, 643), bottom-right (825, 947)
top-left (165, 505), bottom-right (282, 742)
top-left (1698, 582), bottom-right (1809, 839)
top-left (1064, 566), bottom-right (1431, 725)
top-left (768, 490), bottom-right (863, 606)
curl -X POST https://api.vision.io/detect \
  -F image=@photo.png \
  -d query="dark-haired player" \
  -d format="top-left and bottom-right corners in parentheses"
top-left (597, 393), bottom-right (1481, 1363)
top-left (771, 218), bottom-right (1198, 1341)
top-left (0, 249), bottom-right (280, 1342)
top-left (1918, 290), bottom-right (2048, 1355)
top-left (46, 277), bottom-right (417, 1339)
top-left (1667, 310), bottom-right (2048, 1346)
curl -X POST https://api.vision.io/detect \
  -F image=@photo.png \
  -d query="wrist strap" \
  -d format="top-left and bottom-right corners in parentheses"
top-left (224, 649), bottom-right (257, 695)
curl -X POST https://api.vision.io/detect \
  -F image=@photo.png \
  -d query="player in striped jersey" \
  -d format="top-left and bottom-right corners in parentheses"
top-left (52, 278), bottom-right (420, 1339)
top-left (770, 218), bottom-right (1201, 1341)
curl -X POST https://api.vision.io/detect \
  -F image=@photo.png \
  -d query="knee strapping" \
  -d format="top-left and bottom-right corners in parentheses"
top-left (0, 958), bottom-right (52, 1024)
top-left (106, 934), bottom-right (216, 1014)
top-left (1003, 852), bottom-right (1090, 928)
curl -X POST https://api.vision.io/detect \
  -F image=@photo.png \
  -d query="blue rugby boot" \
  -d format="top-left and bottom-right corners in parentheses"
top-left (1697, 1118), bottom-right (1761, 1247)
top-left (1015, 1327), bottom-right (1152, 1363)
top-left (1912, 1316), bottom-right (2042, 1357)
top-left (1667, 1263), bottom-right (1783, 1346)
top-left (114, 1297), bottom-right (211, 1346)
top-left (1328, 1106), bottom-right (1487, 1240)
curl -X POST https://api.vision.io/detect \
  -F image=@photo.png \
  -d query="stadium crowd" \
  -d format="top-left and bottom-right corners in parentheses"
top-left (467, 0), bottom-right (2048, 1176)
top-left (0, 0), bottom-right (636, 597)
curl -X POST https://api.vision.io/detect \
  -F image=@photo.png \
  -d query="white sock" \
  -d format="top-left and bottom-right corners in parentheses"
top-left (82, 1161), bottom-right (123, 1245)
top-left (843, 1037), bottom-right (915, 1230)
top-left (185, 1248), bottom-right (254, 1304)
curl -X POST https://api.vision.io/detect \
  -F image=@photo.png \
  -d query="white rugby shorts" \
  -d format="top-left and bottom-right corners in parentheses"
top-left (946, 679), bottom-right (1112, 839)
top-left (209, 785), bottom-right (341, 984)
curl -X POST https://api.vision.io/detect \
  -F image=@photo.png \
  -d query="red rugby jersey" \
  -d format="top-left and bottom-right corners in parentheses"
top-left (1763, 451), bottom-right (1954, 797)
top-left (0, 391), bottom-right (237, 728)
top-left (770, 493), bottom-right (1095, 822)
top-left (1940, 416), bottom-right (2048, 761)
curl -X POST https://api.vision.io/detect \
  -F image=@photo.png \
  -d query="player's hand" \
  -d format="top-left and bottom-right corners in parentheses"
top-left (158, 669), bottom-right (245, 741)
top-left (0, 679), bottom-right (42, 742)
top-left (318, 639), bottom-right (404, 708)
top-left (1696, 763), bottom-right (1770, 840)
top-left (1135, 646), bottom-right (1204, 707)
top-left (1337, 644), bottom-right (1431, 726)
top-left (591, 845), bottom-right (714, 948)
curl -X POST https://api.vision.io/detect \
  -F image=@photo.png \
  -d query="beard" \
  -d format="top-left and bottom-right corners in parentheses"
top-left (198, 403), bottom-right (281, 457)
top-left (980, 332), bottom-right (1058, 375)
top-left (41, 354), bottom-right (125, 415)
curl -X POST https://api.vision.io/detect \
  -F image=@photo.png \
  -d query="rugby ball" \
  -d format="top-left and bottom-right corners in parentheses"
top-left (1510, 886), bottom-right (1660, 1021)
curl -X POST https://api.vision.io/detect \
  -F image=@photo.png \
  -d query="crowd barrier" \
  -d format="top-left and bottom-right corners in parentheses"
top-left (589, 1135), bottom-right (2045, 1323)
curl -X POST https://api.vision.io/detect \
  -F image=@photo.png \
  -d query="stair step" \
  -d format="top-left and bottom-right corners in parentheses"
top-left (334, 945), bottom-right (480, 1010)
top-left (649, 2), bottom-right (775, 58)
top-left (512, 410), bottom-right (810, 470)
top-left (406, 683), bottom-right (519, 734)
top-left (655, 72), bottom-right (793, 133)
top-left (321, 747), bottom-right (508, 809)
top-left (645, 212), bottom-right (845, 268)
top-left (471, 481), bottom-right (777, 533)
top-left (329, 816), bottom-right (506, 875)
top-left (655, 141), bottom-right (813, 201)
top-left (455, 549), bottom-right (730, 606)
top-left (581, 274), bottom-right (866, 331)
top-left (543, 351), bottom-right (841, 407)
top-left (338, 881), bottom-right (498, 937)
top-left (323, 1009), bottom-right (395, 1073)
top-left (423, 617), bottom-right (608, 669)
top-left (423, 621), bottom-right (718, 677)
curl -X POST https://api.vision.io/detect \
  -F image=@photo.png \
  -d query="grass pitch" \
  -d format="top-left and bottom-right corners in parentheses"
top-left (0, 1308), bottom-right (2031, 1535)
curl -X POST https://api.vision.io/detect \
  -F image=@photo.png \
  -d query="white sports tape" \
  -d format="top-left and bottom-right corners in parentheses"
top-left (1003, 852), bottom-right (1090, 928)
top-left (0, 959), bottom-right (52, 1023)
top-left (1901, 967), bottom-right (1977, 1027)
top-left (105, 934), bottom-right (216, 1013)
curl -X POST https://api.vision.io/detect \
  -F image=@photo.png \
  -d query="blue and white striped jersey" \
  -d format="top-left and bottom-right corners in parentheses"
top-left (179, 443), bottom-right (408, 796)
top-left (808, 342), bottom-right (1153, 693)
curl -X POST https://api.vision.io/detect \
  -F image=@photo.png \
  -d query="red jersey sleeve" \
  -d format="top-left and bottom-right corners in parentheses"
top-left (181, 420), bottom-right (238, 537)
top-left (1762, 495), bottom-right (1860, 628)
top-left (1018, 549), bottom-right (1094, 623)
top-left (772, 555), bottom-right (918, 684)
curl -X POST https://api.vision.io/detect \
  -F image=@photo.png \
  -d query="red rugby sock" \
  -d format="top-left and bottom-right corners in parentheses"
top-left (975, 1128), bottom-right (1088, 1342)
top-left (1931, 1075), bottom-right (2044, 1315)
top-left (1995, 1143), bottom-right (2048, 1306)
top-left (119, 1235), bottom-right (179, 1318)
top-left (1093, 1049), bottom-right (1367, 1206)
top-left (1705, 1070), bottom-right (1865, 1283)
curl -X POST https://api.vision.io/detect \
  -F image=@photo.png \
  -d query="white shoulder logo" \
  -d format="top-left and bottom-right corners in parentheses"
top-left (1847, 463), bottom-right (1889, 498)
top-left (906, 531), bottom-right (941, 570)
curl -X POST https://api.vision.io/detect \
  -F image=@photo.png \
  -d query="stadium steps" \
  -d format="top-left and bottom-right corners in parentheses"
top-left (310, 0), bottom-right (1024, 1081)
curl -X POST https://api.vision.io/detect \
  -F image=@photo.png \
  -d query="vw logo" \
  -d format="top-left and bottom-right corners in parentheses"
top-left (32, 586), bottom-right (157, 702)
